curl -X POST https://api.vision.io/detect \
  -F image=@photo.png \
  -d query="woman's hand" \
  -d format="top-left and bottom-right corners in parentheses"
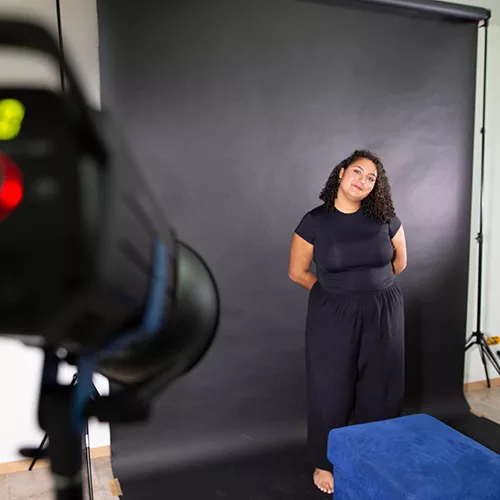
top-left (391, 225), bottom-right (407, 276)
top-left (288, 233), bottom-right (317, 290)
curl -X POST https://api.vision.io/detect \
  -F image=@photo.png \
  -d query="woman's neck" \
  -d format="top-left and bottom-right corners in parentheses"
top-left (334, 191), bottom-right (360, 214)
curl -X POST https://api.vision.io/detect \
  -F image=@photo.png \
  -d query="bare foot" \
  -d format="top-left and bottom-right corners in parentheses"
top-left (313, 468), bottom-right (334, 494)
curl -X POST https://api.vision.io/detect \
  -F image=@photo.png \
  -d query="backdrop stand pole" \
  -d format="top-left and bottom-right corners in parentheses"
top-left (465, 18), bottom-right (500, 387)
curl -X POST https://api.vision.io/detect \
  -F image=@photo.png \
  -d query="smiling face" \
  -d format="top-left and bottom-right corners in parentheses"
top-left (338, 157), bottom-right (378, 202)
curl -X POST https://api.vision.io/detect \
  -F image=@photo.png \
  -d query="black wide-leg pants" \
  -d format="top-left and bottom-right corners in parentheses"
top-left (305, 281), bottom-right (405, 471)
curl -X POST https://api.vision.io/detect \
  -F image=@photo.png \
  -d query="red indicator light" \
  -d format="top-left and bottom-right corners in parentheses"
top-left (0, 152), bottom-right (23, 221)
top-left (0, 178), bottom-right (23, 208)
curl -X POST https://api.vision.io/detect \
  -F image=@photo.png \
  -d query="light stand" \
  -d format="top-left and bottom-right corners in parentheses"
top-left (18, 239), bottom-right (170, 500)
top-left (23, 370), bottom-right (99, 500)
top-left (465, 18), bottom-right (500, 387)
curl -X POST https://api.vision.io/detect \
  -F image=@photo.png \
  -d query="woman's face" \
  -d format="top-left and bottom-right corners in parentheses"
top-left (338, 158), bottom-right (378, 201)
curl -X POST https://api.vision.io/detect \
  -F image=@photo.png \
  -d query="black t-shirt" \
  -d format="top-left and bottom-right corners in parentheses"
top-left (295, 204), bottom-right (401, 294)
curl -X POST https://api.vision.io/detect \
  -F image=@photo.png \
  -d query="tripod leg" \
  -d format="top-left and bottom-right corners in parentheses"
top-left (28, 374), bottom-right (80, 472)
top-left (28, 433), bottom-right (49, 471)
top-left (84, 420), bottom-right (94, 500)
top-left (481, 337), bottom-right (500, 378)
top-left (465, 332), bottom-right (475, 346)
top-left (479, 342), bottom-right (491, 388)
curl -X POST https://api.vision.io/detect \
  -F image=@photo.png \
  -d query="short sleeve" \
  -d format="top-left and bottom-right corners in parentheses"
top-left (295, 211), bottom-right (316, 244)
top-left (389, 215), bottom-right (402, 239)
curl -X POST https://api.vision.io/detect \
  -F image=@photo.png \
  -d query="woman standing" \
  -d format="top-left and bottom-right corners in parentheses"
top-left (288, 150), bottom-right (407, 494)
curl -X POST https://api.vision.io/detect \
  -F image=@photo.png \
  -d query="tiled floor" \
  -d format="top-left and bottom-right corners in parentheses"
top-left (0, 456), bottom-right (115, 500)
top-left (1, 388), bottom-right (499, 499)
top-left (465, 385), bottom-right (500, 425)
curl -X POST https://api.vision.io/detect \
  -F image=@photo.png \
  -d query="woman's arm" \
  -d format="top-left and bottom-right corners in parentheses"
top-left (288, 233), bottom-right (317, 290)
top-left (391, 225), bottom-right (407, 276)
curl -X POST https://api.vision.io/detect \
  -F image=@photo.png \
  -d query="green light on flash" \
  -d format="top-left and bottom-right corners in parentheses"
top-left (0, 99), bottom-right (25, 140)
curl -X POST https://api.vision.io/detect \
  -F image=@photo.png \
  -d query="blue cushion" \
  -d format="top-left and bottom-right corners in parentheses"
top-left (327, 414), bottom-right (500, 499)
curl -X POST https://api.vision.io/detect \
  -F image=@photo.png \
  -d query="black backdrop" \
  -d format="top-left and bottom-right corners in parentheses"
top-left (95, 0), bottom-right (498, 498)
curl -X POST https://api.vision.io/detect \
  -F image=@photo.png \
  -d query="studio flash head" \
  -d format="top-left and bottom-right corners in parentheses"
top-left (0, 19), bottom-right (220, 494)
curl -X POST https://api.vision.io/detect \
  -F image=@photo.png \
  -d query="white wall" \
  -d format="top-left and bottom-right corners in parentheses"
top-left (0, 1), bottom-right (59, 89)
top-left (59, 0), bottom-right (101, 110)
top-left (0, 0), bottom-right (109, 465)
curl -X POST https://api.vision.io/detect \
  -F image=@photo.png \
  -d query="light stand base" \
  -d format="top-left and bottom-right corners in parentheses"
top-left (465, 331), bottom-right (500, 388)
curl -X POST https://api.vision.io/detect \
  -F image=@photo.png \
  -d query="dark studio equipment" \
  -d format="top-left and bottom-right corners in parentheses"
top-left (464, 18), bottom-right (500, 386)
top-left (0, 18), bottom-right (220, 500)
top-left (27, 374), bottom-right (99, 500)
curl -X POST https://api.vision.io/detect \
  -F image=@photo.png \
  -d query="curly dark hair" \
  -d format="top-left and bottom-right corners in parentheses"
top-left (319, 149), bottom-right (396, 224)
